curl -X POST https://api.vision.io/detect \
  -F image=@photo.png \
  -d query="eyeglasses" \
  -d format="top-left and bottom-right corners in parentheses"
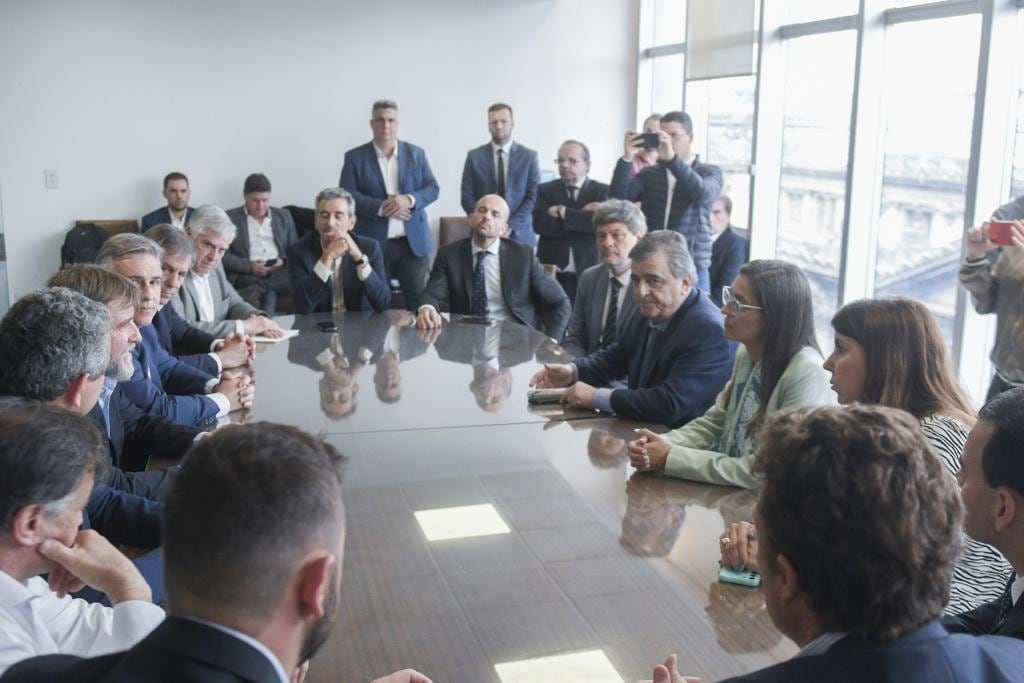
top-left (554, 158), bottom-right (584, 165)
top-left (721, 286), bottom-right (763, 315)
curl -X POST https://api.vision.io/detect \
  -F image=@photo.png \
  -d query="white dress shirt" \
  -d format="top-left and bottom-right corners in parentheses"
top-left (168, 211), bottom-right (187, 230)
top-left (471, 239), bottom-right (511, 321)
top-left (374, 142), bottom-right (405, 240)
top-left (182, 617), bottom-right (289, 683)
top-left (245, 212), bottom-right (279, 262)
top-left (189, 272), bottom-right (244, 334)
top-left (0, 571), bottom-right (164, 674)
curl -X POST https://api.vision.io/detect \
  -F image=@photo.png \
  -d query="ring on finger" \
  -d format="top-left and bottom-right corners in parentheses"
top-left (720, 537), bottom-right (731, 547)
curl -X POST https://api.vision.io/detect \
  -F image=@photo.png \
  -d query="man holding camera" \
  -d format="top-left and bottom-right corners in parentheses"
top-left (610, 111), bottom-right (722, 292)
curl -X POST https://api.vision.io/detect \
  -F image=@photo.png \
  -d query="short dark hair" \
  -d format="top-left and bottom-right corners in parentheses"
top-left (48, 264), bottom-right (141, 309)
top-left (715, 194), bottom-right (733, 215)
top-left (243, 173), bottom-right (271, 195)
top-left (162, 423), bottom-right (346, 619)
top-left (163, 172), bottom-right (188, 189)
top-left (488, 102), bottom-right (513, 117)
top-left (660, 111), bottom-right (693, 135)
top-left (145, 224), bottom-right (197, 264)
top-left (754, 405), bottom-right (962, 642)
top-left (0, 288), bottom-right (109, 401)
top-left (0, 398), bottom-right (107, 539)
top-left (978, 387), bottom-right (1024, 497)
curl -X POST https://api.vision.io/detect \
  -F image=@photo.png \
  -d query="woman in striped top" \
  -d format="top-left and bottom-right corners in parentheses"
top-left (825, 297), bottom-right (1011, 614)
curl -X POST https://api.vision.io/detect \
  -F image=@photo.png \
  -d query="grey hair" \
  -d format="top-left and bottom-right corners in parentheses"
top-left (593, 199), bottom-right (647, 237)
top-left (145, 224), bottom-right (197, 264)
top-left (629, 230), bottom-right (696, 281)
top-left (372, 99), bottom-right (398, 114)
top-left (560, 139), bottom-right (591, 162)
top-left (0, 287), bottom-right (111, 401)
top-left (315, 187), bottom-right (356, 215)
top-left (96, 233), bottom-right (163, 267)
top-left (186, 205), bottom-right (237, 242)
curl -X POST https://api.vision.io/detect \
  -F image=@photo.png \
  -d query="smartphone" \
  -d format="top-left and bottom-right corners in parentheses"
top-left (989, 220), bottom-right (1015, 246)
top-left (315, 321), bottom-right (338, 333)
top-left (633, 132), bottom-right (660, 149)
top-left (718, 565), bottom-right (762, 588)
top-left (264, 258), bottom-right (278, 267)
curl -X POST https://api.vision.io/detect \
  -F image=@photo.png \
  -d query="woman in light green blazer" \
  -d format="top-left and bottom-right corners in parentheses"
top-left (627, 260), bottom-right (835, 489)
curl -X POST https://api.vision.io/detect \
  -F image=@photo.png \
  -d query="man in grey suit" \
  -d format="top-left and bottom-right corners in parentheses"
top-left (561, 200), bottom-right (646, 358)
top-left (223, 173), bottom-right (298, 314)
top-left (171, 205), bottom-right (284, 338)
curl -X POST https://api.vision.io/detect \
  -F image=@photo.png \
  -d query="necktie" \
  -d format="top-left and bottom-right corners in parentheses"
top-left (995, 574), bottom-right (1017, 630)
top-left (601, 278), bottom-right (622, 348)
top-left (637, 325), bottom-right (662, 386)
top-left (332, 257), bottom-right (347, 312)
top-left (496, 149), bottom-right (507, 198)
top-left (471, 251), bottom-right (489, 317)
top-left (566, 185), bottom-right (577, 204)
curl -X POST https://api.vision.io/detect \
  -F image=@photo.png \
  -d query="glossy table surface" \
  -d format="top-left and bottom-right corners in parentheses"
top-left (250, 313), bottom-right (795, 682)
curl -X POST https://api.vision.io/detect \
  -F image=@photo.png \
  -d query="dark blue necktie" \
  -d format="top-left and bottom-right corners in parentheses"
top-left (472, 251), bottom-right (489, 317)
top-left (600, 278), bottom-right (622, 348)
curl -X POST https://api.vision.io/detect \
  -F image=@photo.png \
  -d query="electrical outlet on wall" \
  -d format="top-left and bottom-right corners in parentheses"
top-left (44, 169), bottom-right (59, 189)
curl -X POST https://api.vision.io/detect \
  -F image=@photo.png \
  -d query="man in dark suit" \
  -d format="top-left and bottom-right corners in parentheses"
top-left (531, 231), bottom-right (731, 428)
top-left (709, 194), bottom-right (749, 306)
top-left (1, 424), bottom-right (432, 683)
top-left (139, 171), bottom-right (194, 231)
top-left (561, 199), bottom-right (646, 359)
top-left (340, 99), bottom-right (439, 309)
top-left (288, 187), bottom-right (390, 314)
top-left (223, 173), bottom-right (298, 314)
top-left (145, 224), bottom-right (253, 375)
top-left (610, 111), bottom-right (723, 292)
top-left (533, 139), bottom-right (610, 300)
top-left (416, 195), bottom-right (571, 340)
top-left (648, 405), bottom-right (1024, 683)
top-left (945, 387), bottom-right (1024, 640)
top-left (461, 103), bottom-right (541, 245)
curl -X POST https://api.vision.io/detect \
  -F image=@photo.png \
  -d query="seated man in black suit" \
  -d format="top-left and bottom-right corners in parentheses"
top-left (416, 194), bottom-right (571, 339)
top-left (223, 173), bottom-right (298, 314)
top-left (945, 387), bottom-right (1024, 639)
top-left (144, 223), bottom-right (252, 374)
top-left (531, 231), bottom-right (732, 428)
top-left (647, 405), bottom-right (1024, 683)
top-left (532, 139), bottom-right (610, 301)
top-left (139, 171), bottom-right (194, 231)
top-left (1, 424), bottom-right (431, 683)
top-left (709, 194), bottom-right (749, 306)
top-left (288, 187), bottom-right (390, 314)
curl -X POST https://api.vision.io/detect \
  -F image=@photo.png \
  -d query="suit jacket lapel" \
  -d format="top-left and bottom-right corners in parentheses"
top-left (590, 272), bottom-right (610, 345)
top-left (181, 276), bottom-right (201, 320)
top-left (368, 142), bottom-right (388, 196)
top-left (498, 240), bottom-right (513, 311)
top-left (482, 144), bottom-right (496, 191)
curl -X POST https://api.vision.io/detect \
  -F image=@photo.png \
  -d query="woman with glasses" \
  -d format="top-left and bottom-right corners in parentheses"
top-left (627, 259), bottom-right (834, 488)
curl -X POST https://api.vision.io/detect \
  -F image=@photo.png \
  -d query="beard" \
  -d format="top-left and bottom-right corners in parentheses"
top-left (298, 562), bottom-right (341, 664)
top-left (106, 348), bottom-right (136, 382)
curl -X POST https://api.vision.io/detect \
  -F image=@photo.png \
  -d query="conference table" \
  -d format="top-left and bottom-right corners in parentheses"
top-left (244, 311), bottom-right (796, 682)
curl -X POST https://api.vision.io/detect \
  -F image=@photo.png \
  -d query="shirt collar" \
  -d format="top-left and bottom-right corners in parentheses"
top-left (373, 142), bottom-right (398, 160)
top-left (471, 239), bottom-right (501, 257)
top-left (795, 632), bottom-right (846, 658)
top-left (181, 617), bottom-right (289, 683)
top-left (491, 140), bottom-right (513, 155)
top-left (191, 270), bottom-right (211, 284)
top-left (246, 209), bottom-right (271, 223)
top-left (0, 570), bottom-right (38, 609)
top-left (606, 267), bottom-right (631, 287)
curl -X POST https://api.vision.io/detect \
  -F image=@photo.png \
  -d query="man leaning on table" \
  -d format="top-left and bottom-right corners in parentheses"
top-left (1, 423), bottom-right (430, 683)
top-left (530, 230), bottom-right (731, 428)
top-left (648, 405), bottom-right (1024, 683)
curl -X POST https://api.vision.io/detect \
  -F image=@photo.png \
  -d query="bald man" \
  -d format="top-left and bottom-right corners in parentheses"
top-left (416, 195), bottom-right (570, 339)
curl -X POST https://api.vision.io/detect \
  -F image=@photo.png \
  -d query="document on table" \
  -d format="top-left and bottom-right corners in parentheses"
top-left (253, 329), bottom-right (300, 343)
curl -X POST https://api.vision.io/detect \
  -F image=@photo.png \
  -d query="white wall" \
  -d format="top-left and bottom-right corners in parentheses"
top-left (0, 0), bottom-right (638, 298)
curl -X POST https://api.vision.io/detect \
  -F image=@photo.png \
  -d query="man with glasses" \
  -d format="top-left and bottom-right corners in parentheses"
top-left (531, 230), bottom-right (732, 428)
top-left (611, 111), bottom-right (723, 292)
top-left (533, 140), bottom-right (610, 301)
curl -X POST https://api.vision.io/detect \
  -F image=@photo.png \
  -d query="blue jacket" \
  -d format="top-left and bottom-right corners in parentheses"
top-left (339, 141), bottom-right (439, 258)
top-left (286, 231), bottom-right (390, 313)
top-left (151, 305), bottom-right (219, 375)
top-left (574, 288), bottom-right (732, 428)
top-left (722, 621), bottom-right (1024, 682)
top-left (139, 206), bottom-right (193, 231)
top-left (461, 142), bottom-right (540, 245)
top-left (119, 325), bottom-right (219, 428)
top-left (610, 155), bottom-right (723, 269)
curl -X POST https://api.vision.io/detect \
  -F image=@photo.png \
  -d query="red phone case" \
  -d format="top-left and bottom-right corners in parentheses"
top-left (989, 221), bottom-right (1014, 246)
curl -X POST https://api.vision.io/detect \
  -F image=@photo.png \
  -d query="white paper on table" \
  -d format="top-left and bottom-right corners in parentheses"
top-left (253, 329), bottom-right (300, 343)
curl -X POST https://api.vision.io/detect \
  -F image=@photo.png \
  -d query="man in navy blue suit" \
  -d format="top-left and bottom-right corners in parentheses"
top-left (945, 387), bottom-right (1024, 640)
top-left (139, 172), bottom-right (194, 231)
top-left (287, 187), bottom-right (390, 314)
top-left (646, 405), bottom-right (1024, 683)
top-left (709, 194), bottom-right (748, 306)
top-left (461, 103), bottom-right (541, 245)
top-left (531, 230), bottom-right (732, 428)
top-left (340, 100), bottom-right (439, 309)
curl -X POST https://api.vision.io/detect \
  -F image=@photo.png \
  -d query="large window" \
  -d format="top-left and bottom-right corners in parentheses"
top-left (775, 31), bottom-right (856, 347)
top-left (874, 15), bottom-right (981, 346)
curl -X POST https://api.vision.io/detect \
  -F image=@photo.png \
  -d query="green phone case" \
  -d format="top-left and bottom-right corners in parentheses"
top-left (718, 565), bottom-right (762, 588)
